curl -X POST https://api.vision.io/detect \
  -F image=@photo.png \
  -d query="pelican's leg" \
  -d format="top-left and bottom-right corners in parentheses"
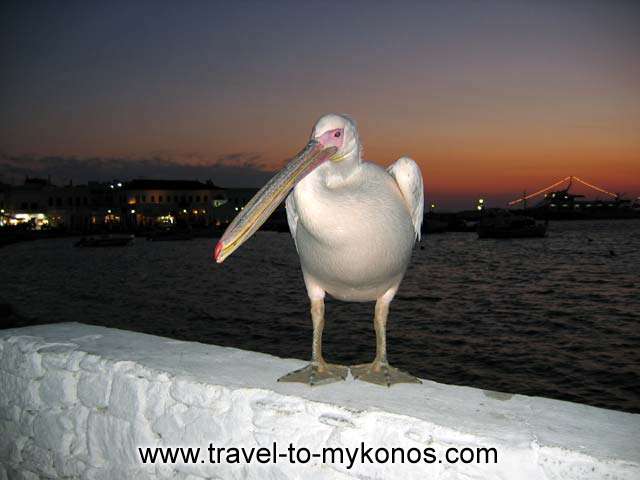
top-left (278, 298), bottom-right (348, 386)
top-left (351, 290), bottom-right (421, 386)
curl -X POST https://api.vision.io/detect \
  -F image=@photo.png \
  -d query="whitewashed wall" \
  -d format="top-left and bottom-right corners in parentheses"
top-left (0, 323), bottom-right (638, 480)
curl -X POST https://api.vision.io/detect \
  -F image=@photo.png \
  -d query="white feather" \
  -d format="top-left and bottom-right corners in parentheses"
top-left (285, 192), bottom-right (299, 252)
top-left (387, 156), bottom-right (424, 241)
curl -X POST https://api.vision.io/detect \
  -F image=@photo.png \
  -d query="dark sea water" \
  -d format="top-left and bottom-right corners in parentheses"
top-left (2, 219), bottom-right (639, 413)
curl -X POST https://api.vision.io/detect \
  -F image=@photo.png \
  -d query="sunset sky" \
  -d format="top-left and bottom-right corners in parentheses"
top-left (1, 1), bottom-right (639, 209)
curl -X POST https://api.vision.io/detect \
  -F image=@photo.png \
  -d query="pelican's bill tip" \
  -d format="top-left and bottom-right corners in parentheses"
top-left (214, 240), bottom-right (224, 263)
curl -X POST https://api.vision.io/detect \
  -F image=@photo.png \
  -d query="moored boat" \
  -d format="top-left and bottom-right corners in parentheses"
top-left (146, 228), bottom-right (193, 241)
top-left (477, 210), bottom-right (547, 239)
top-left (74, 235), bottom-right (134, 247)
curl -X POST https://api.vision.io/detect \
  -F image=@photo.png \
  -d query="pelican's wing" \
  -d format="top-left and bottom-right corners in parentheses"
top-left (388, 156), bottom-right (424, 241)
top-left (285, 192), bottom-right (299, 251)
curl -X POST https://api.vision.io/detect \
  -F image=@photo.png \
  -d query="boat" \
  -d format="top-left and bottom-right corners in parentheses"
top-left (146, 227), bottom-right (193, 241)
top-left (510, 176), bottom-right (639, 220)
top-left (477, 210), bottom-right (547, 239)
top-left (421, 213), bottom-right (449, 234)
top-left (446, 217), bottom-right (479, 232)
top-left (74, 235), bottom-right (134, 247)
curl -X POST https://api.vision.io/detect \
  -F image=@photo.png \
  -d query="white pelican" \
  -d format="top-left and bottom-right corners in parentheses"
top-left (215, 114), bottom-right (424, 386)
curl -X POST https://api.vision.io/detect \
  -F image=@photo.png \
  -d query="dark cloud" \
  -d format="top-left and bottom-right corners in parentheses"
top-left (0, 151), bottom-right (274, 188)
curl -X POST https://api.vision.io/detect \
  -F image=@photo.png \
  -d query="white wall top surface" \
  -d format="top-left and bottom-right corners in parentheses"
top-left (1, 322), bottom-right (638, 480)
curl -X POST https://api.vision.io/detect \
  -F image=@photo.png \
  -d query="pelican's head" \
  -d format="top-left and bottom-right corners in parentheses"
top-left (214, 114), bottom-right (356, 263)
top-left (311, 114), bottom-right (362, 178)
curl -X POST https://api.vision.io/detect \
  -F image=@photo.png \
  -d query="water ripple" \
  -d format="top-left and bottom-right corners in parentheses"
top-left (1, 219), bottom-right (639, 413)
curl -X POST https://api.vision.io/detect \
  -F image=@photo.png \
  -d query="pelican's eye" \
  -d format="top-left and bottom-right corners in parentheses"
top-left (334, 131), bottom-right (341, 138)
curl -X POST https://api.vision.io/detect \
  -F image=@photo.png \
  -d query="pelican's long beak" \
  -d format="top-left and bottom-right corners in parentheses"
top-left (214, 140), bottom-right (337, 263)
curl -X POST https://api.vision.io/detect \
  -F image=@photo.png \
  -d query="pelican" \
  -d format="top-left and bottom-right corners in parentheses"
top-left (215, 114), bottom-right (424, 386)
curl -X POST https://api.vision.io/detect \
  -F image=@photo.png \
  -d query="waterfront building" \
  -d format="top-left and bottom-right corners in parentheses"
top-left (0, 178), bottom-right (228, 232)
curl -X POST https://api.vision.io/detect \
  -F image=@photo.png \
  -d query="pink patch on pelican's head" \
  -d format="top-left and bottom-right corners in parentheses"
top-left (316, 128), bottom-right (344, 149)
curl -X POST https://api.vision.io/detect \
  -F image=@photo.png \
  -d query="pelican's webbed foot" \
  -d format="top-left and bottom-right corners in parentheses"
top-left (278, 362), bottom-right (348, 386)
top-left (351, 362), bottom-right (421, 387)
